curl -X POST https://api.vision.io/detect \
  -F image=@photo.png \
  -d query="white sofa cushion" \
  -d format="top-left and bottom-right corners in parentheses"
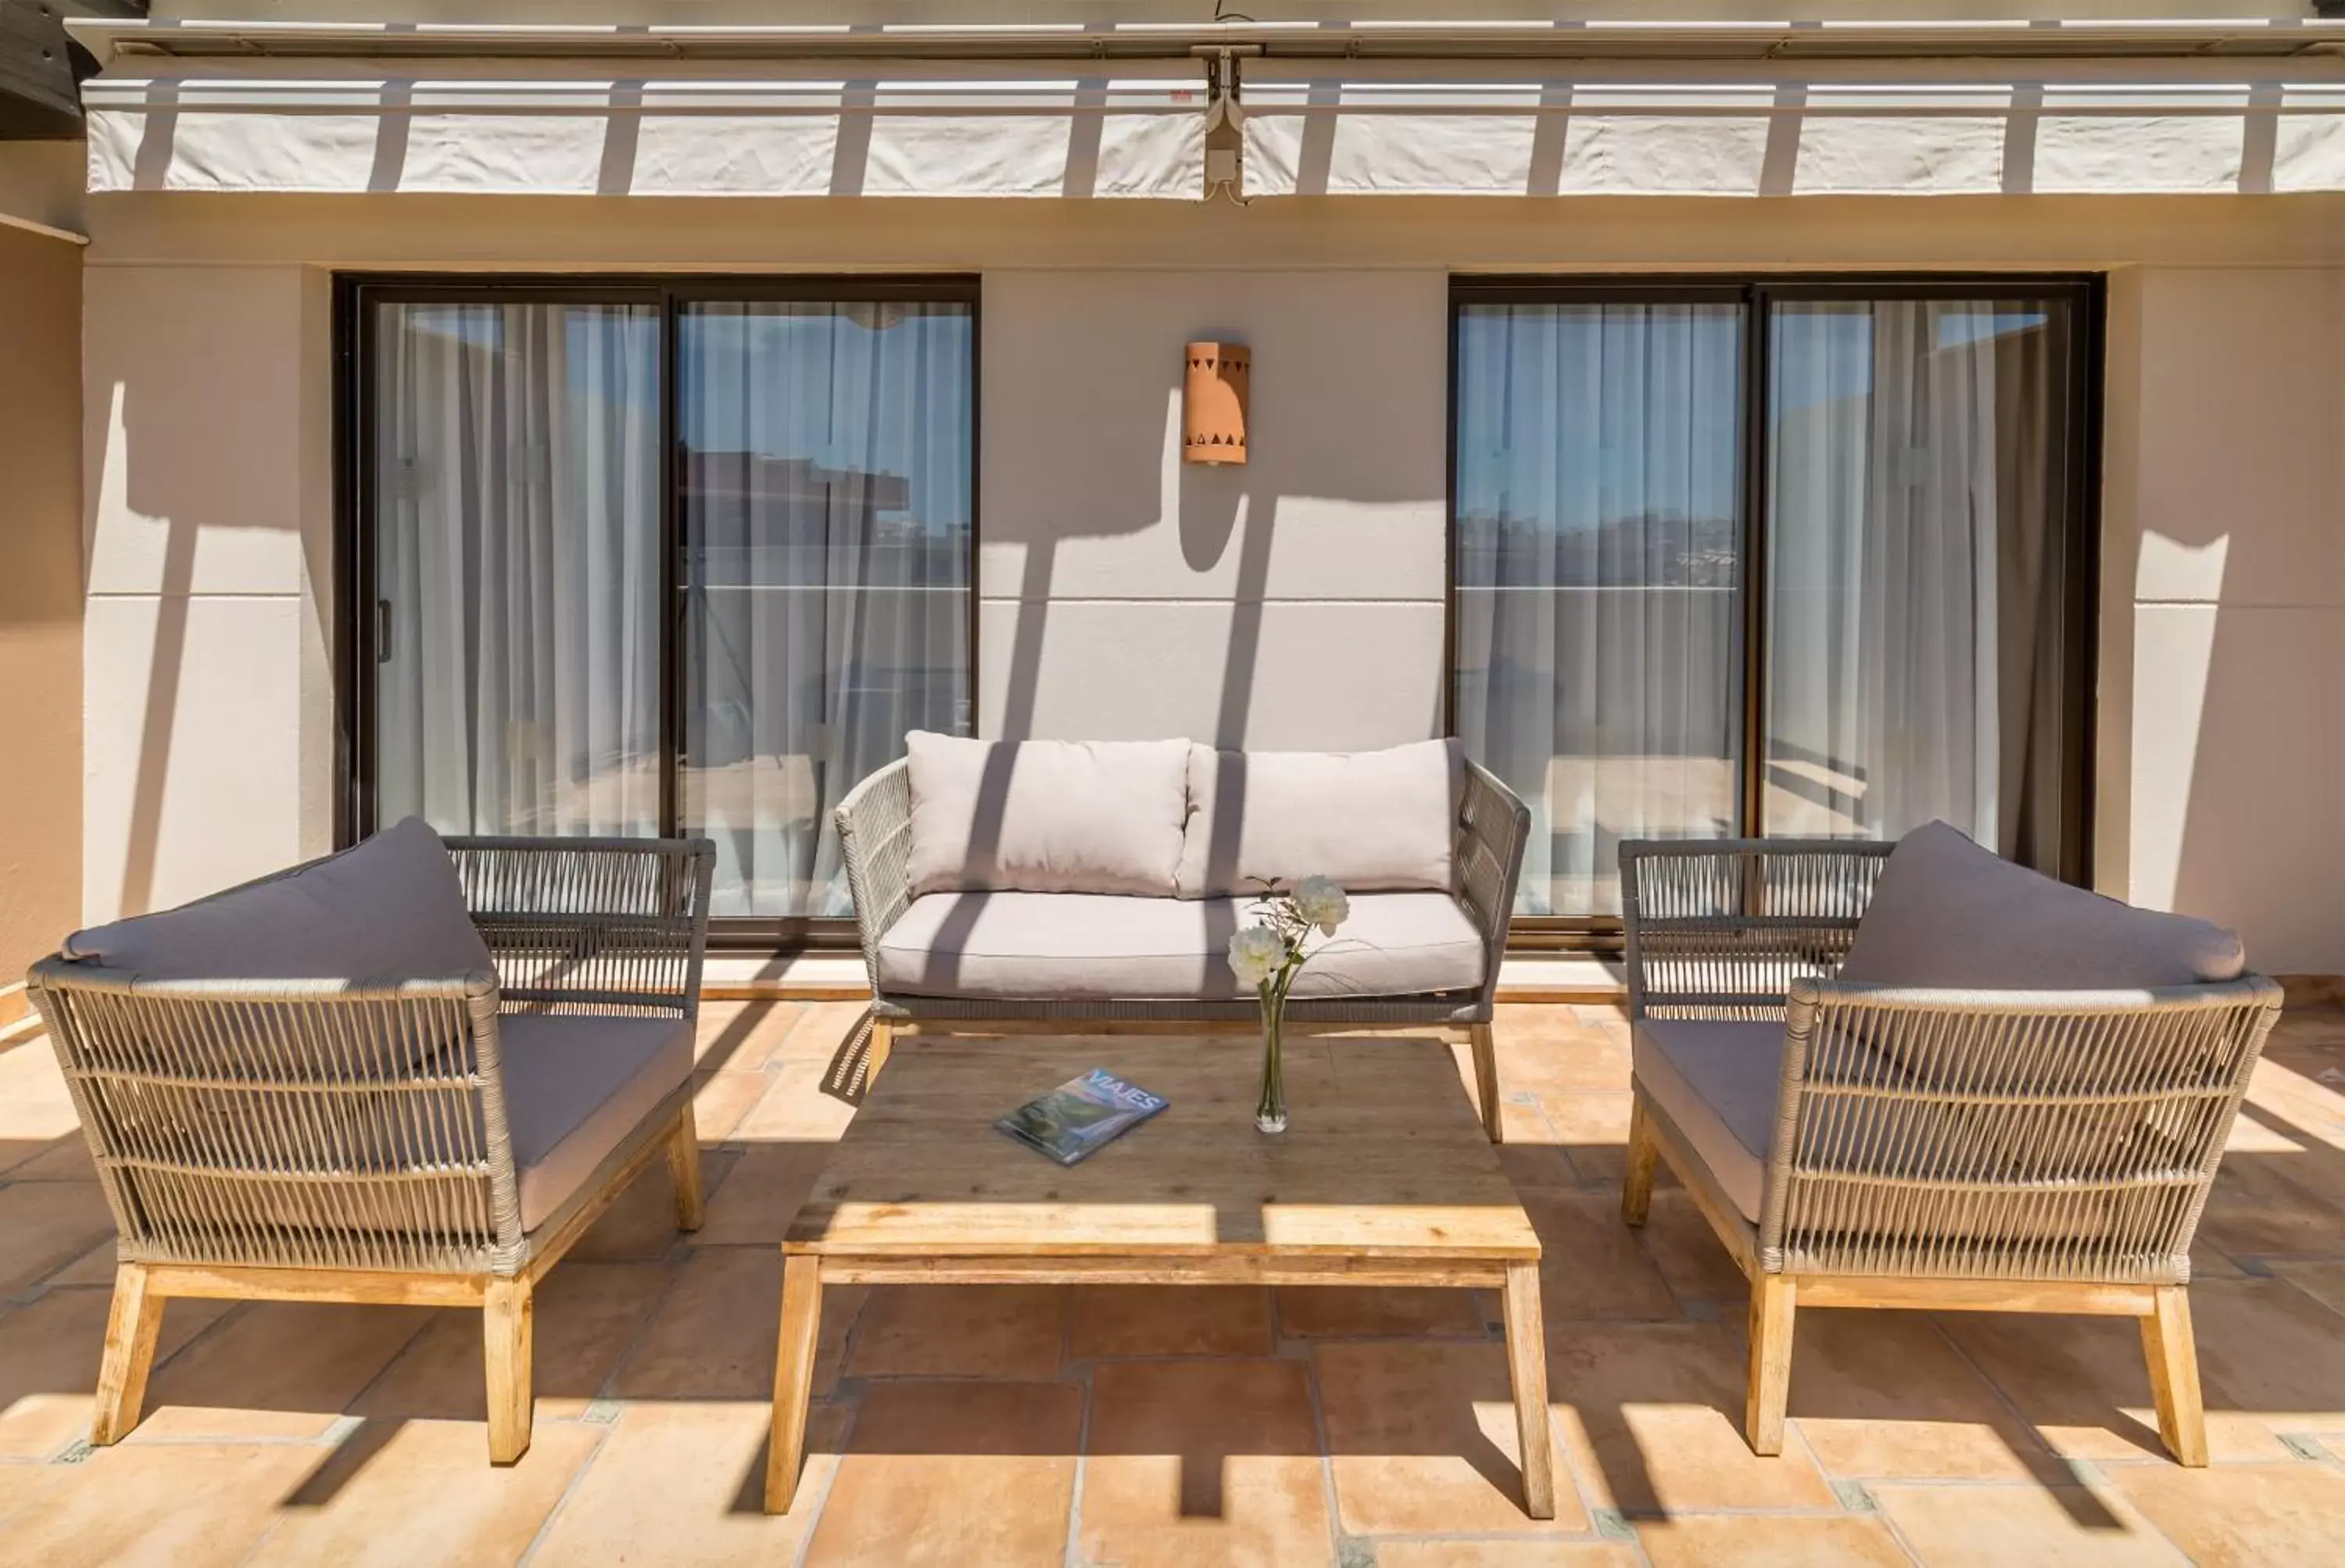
top-left (61, 816), bottom-right (496, 983)
top-left (1633, 1018), bottom-right (1783, 1223)
top-left (875, 890), bottom-right (1484, 1001)
top-left (1175, 738), bottom-right (1462, 898)
top-left (904, 732), bottom-right (1191, 898)
top-left (1838, 821), bottom-right (2246, 990)
top-left (501, 1013), bottom-right (693, 1233)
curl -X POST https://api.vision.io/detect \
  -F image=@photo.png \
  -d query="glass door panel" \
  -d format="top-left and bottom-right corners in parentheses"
top-left (678, 299), bottom-right (976, 919)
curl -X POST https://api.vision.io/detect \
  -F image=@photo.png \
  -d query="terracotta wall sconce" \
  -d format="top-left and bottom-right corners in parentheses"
top-left (1183, 341), bottom-right (1250, 465)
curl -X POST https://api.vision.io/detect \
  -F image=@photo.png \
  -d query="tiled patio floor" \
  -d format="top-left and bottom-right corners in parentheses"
top-left (7, 998), bottom-right (2345, 1565)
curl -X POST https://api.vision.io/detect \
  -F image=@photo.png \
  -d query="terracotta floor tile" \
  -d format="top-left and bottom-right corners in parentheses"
top-left (41, 1237), bottom-right (120, 1289)
top-left (1785, 1311), bottom-right (2059, 1481)
top-left (2265, 1258), bottom-right (2345, 1314)
top-left (846, 1285), bottom-right (1066, 1380)
top-left (244, 1416), bottom-right (600, 1568)
top-left (691, 1140), bottom-right (836, 1247)
top-left (804, 1381), bottom-right (1080, 1567)
top-left (693, 1001), bottom-right (807, 1073)
top-left (1079, 1359), bottom-right (1330, 1568)
top-left (1546, 1323), bottom-right (1837, 1516)
top-left (531, 1399), bottom-right (850, 1565)
top-left (2195, 1155), bottom-right (2345, 1258)
top-left (355, 1262), bottom-right (672, 1423)
top-left (1377, 1545), bottom-right (1641, 1568)
top-left (134, 1301), bottom-right (431, 1441)
top-left (1635, 1514), bottom-right (1913, 1567)
top-left (1523, 1190), bottom-right (1681, 1322)
top-left (1497, 1142), bottom-right (1581, 1192)
top-left (1939, 1309), bottom-right (2293, 1462)
top-left (1069, 1286), bottom-right (1276, 1359)
top-left (0, 1287), bottom-right (234, 1459)
top-left (1316, 1340), bottom-right (1586, 1534)
top-left (1276, 1287), bottom-right (1491, 1341)
top-left (732, 1058), bottom-right (859, 1143)
top-left (2103, 1461), bottom-right (2345, 1568)
top-left (693, 1070), bottom-right (780, 1144)
top-left (1500, 1020), bottom-right (1633, 1097)
top-left (0, 1181), bottom-right (118, 1296)
top-left (1630, 1190), bottom-right (1751, 1305)
top-left (566, 1150), bottom-right (736, 1264)
top-left (1, 1137), bottom-right (95, 1181)
top-left (611, 1247), bottom-right (785, 1402)
top-left (1534, 1094), bottom-right (1637, 1186)
top-left (2188, 1277), bottom-right (2345, 1431)
top-left (1871, 1481), bottom-right (2187, 1567)
top-left (779, 1003), bottom-right (888, 1064)
top-left (0, 1442), bottom-right (323, 1568)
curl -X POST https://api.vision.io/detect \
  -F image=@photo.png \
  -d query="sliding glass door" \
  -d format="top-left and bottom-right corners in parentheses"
top-left (1452, 278), bottom-right (2094, 928)
top-left (354, 278), bottom-right (978, 941)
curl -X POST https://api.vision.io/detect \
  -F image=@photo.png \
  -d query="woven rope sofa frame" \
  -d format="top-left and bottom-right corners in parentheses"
top-left (834, 755), bottom-right (1531, 1141)
top-left (27, 834), bottom-right (716, 1464)
top-left (1614, 837), bottom-right (2282, 1467)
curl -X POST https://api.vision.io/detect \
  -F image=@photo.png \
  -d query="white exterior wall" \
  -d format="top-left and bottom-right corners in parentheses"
top-left (72, 194), bottom-right (2345, 971)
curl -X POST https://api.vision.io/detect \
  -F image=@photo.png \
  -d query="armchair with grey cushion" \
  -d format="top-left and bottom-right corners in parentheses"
top-left (1616, 825), bottom-right (2281, 1466)
top-left (27, 819), bottom-right (714, 1463)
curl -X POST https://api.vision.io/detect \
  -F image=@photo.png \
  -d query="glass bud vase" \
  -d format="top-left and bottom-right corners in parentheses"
top-left (1255, 990), bottom-right (1288, 1134)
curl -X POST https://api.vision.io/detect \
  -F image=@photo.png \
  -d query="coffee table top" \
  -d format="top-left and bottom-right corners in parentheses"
top-left (784, 1034), bottom-right (1539, 1262)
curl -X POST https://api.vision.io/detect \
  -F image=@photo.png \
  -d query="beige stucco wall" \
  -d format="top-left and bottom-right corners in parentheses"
top-left (0, 224), bottom-right (85, 979)
top-left (71, 191), bottom-right (2345, 968)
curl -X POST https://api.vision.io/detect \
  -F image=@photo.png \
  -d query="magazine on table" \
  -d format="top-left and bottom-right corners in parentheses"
top-left (995, 1069), bottom-right (1169, 1165)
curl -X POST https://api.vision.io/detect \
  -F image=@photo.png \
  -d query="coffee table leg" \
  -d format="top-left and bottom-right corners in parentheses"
top-left (1501, 1260), bottom-right (1558, 1520)
top-left (765, 1251), bottom-right (824, 1513)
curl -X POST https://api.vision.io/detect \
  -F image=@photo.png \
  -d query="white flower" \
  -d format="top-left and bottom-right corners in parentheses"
top-left (1292, 875), bottom-right (1350, 936)
top-left (1227, 923), bottom-right (1289, 990)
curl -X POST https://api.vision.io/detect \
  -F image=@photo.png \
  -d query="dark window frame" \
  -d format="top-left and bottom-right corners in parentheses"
top-left (1448, 273), bottom-right (2103, 952)
top-left (333, 272), bottom-right (983, 952)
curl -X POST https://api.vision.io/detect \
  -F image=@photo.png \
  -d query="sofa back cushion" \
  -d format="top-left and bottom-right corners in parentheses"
top-left (62, 816), bottom-right (497, 983)
top-left (904, 732), bottom-right (1191, 897)
top-left (1175, 738), bottom-right (1462, 898)
top-left (1837, 821), bottom-right (2246, 990)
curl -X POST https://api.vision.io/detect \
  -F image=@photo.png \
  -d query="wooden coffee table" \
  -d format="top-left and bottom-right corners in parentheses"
top-left (764, 1032), bottom-right (1556, 1517)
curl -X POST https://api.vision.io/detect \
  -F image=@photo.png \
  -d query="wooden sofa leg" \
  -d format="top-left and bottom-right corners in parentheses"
top-left (668, 1102), bottom-right (706, 1233)
top-left (1469, 1022), bottom-right (1505, 1144)
top-left (1620, 1094), bottom-right (1659, 1227)
top-left (865, 1020), bottom-right (895, 1091)
top-left (91, 1263), bottom-right (164, 1446)
top-left (1745, 1276), bottom-right (1796, 1457)
top-left (2142, 1285), bottom-right (2209, 1467)
top-left (484, 1278), bottom-right (535, 1465)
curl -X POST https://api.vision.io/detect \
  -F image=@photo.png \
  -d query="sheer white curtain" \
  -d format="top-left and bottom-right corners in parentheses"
top-left (1765, 301), bottom-right (2057, 854)
top-left (679, 301), bottom-right (974, 919)
top-left (374, 302), bottom-right (661, 837)
top-left (1453, 302), bottom-right (1745, 916)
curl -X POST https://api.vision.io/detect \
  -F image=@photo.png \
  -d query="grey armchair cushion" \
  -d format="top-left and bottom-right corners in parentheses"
top-left (904, 732), bottom-right (1191, 898)
top-left (874, 890), bottom-right (1485, 1001)
top-left (1175, 738), bottom-right (1463, 897)
top-left (1837, 821), bottom-right (2245, 990)
top-left (1633, 1018), bottom-right (1783, 1223)
top-left (62, 816), bottom-right (496, 983)
top-left (501, 1013), bottom-right (694, 1233)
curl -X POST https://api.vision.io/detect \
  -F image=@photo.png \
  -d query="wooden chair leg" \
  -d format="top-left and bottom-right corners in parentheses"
top-left (484, 1277), bottom-right (535, 1465)
top-left (1469, 1022), bottom-right (1505, 1144)
top-left (1745, 1275), bottom-right (1796, 1457)
top-left (2142, 1284), bottom-right (2209, 1467)
top-left (91, 1263), bottom-right (164, 1446)
top-left (1620, 1094), bottom-right (1659, 1227)
top-left (865, 1020), bottom-right (895, 1091)
top-left (667, 1101), bottom-right (706, 1233)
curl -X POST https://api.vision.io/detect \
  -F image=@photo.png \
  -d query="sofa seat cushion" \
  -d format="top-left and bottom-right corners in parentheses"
top-left (499, 1013), bottom-right (693, 1233)
top-left (62, 816), bottom-right (496, 985)
top-left (875, 890), bottom-right (1485, 1001)
top-left (1633, 1018), bottom-right (1785, 1224)
top-left (1176, 738), bottom-right (1462, 897)
top-left (1838, 821), bottom-right (2246, 991)
top-left (905, 732), bottom-right (1191, 898)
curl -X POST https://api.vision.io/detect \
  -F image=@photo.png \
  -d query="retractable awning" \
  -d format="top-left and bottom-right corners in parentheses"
top-left (81, 62), bottom-right (1209, 199)
top-left (1238, 66), bottom-right (2345, 198)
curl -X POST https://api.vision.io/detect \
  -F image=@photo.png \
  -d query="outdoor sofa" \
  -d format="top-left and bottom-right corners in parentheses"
top-left (836, 732), bottom-right (1531, 1140)
top-left (27, 819), bottom-right (714, 1463)
top-left (1616, 823), bottom-right (2282, 1466)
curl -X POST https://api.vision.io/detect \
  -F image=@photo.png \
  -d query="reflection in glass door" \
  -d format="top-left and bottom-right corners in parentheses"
top-left (677, 299), bottom-right (976, 919)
